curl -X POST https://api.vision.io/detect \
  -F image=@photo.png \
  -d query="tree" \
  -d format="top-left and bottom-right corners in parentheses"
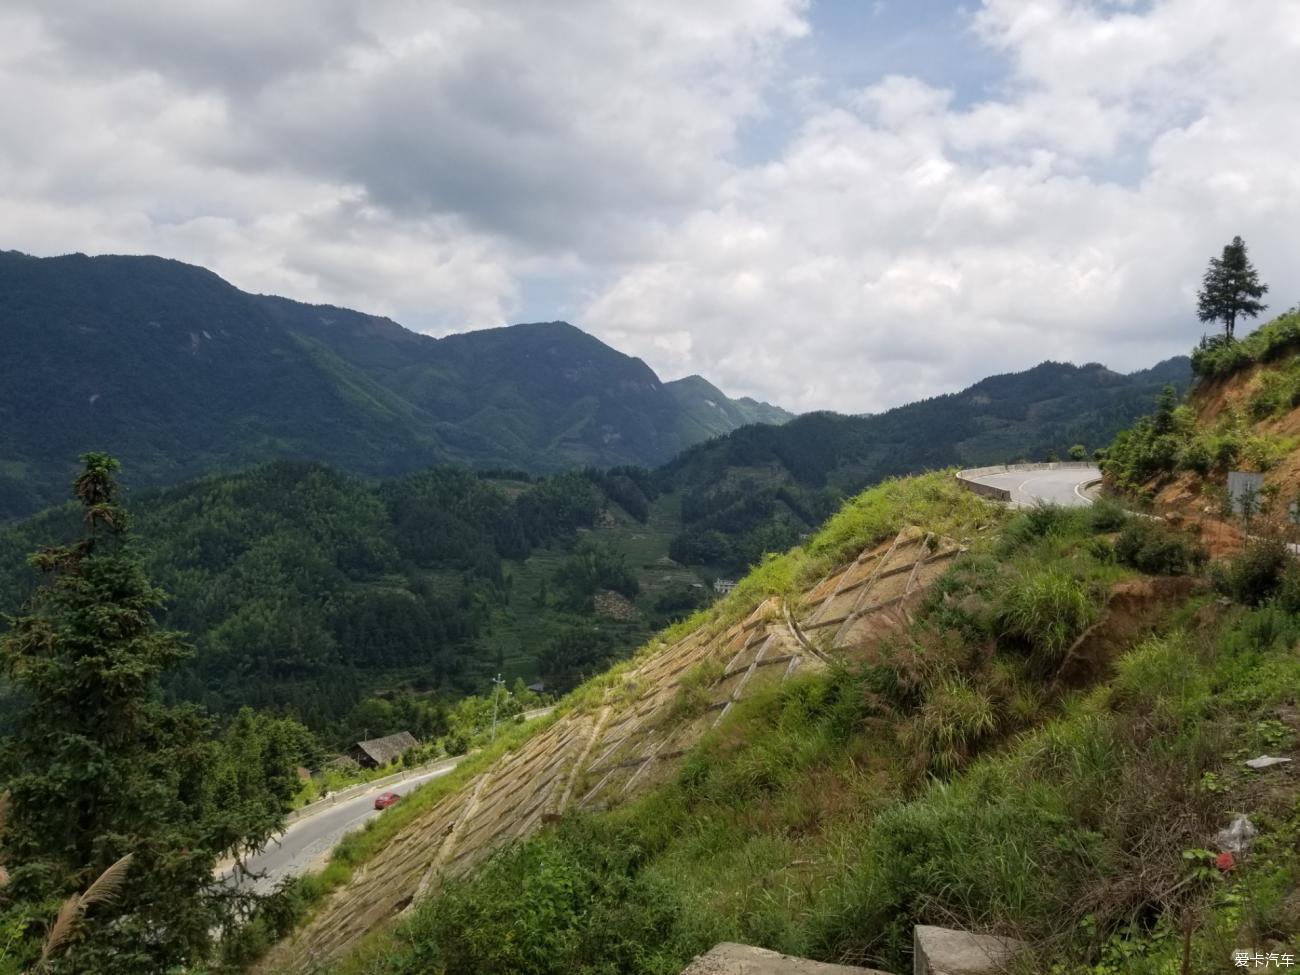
top-left (1068, 444), bottom-right (1087, 461)
top-left (1152, 384), bottom-right (1179, 435)
top-left (1198, 235), bottom-right (1268, 339)
top-left (0, 455), bottom-right (277, 972)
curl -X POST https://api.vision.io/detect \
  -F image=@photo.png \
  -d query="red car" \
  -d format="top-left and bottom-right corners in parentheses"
top-left (374, 791), bottom-right (401, 810)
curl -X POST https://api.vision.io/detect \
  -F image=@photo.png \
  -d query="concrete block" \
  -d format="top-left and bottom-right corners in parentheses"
top-left (913, 926), bottom-right (1026, 975)
top-left (681, 942), bottom-right (893, 975)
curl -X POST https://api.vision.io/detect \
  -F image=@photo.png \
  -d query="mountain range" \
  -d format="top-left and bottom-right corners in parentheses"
top-left (1, 249), bottom-right (1192, 531)
top-left (656, 356), bottom-right (1191, 572)
top-left (0, 251), bottom-right (790, 519)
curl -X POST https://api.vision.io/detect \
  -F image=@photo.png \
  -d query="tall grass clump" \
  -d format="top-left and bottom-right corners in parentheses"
top-left (906, 676), bottom-right (999, 775)
top-left (994, 568), bottom-right (1099, 668)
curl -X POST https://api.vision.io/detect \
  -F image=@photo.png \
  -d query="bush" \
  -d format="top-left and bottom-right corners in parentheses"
top-left (1177, 437), bottom-right (1212, 476)
top-left (1274, 559), bottom-right (1300, 614)
top-left (1088, 498), bottom-right (1129, 533)
top-left (1211, 538), bottom-right (1293, 606)
top-left (1000, 504), bottom-right (1089, 551)
top-left (378, 820), bottom-right (701, 975)
top-left (1243, 434), bottom-right (1294, 472)
top-left (1112, 519), bottom-right (1206, 576)
top-left (995, 568), bottom-right (1099, 668)
top-left (1191, 311), bottom-right (1300, 380)
top-left (1191, 333), bottom-right (1252, 379)
top-left (909, 677), bottom-right (999, 775)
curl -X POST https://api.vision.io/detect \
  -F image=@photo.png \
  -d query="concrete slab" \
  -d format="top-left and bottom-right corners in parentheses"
top-left (913, 926), bottom-right (1026, 975)
top-left (681, 942), bottom-right (893, 975)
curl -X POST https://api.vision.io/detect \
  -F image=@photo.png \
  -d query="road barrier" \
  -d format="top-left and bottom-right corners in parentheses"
top-left (955, 462), bottom-right (1099, 504)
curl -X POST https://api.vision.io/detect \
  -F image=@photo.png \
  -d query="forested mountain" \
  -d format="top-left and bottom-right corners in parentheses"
top-left (659, 357), bottom-right (1192, 571)
top-left (0, 250), bottom-right (790, 520)
top-left (0, 351), bottom-right (1190, 740)
top-left (0, 461), bottom-right (677, 736)
top-left (665, 374), bottom-right (795, 441)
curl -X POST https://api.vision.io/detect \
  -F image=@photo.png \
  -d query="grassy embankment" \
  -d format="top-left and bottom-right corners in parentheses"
top-left (329, 495), bottom-right (1300, 975)
top-left (220, 471), bottom-right (993, 968)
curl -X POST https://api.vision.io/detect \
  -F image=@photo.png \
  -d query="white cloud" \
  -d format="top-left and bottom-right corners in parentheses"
top-left (584, 0), bottom-right (1300, 412)
top-left (0, 1), bottom-right (807, 330)
top-left (2, 0), bottom-right (1299, 414)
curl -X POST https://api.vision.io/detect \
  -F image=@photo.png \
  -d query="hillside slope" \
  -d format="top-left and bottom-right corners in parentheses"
top-left (1103, 309), bottom-right (1300, 552)
top-left (658, 357), bottom-right (1190, 573)
top-left (0, 462), bottom-right (707, 736)
top-left (252, 470), bottom-right (1300, 975)
top-left (0, 251), bottom-right (789, 519)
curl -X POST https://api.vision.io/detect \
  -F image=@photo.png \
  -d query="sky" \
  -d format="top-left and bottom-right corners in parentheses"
top-left (3, 0), bottom-right (1299, 414)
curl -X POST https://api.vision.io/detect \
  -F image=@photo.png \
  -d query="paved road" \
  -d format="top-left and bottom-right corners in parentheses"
top-left (965, 466), bottom-right (1101, 507)
top-left (223, 705), bottom-right (557, 893)
top-left (224, 758), bottom-right (462, 894)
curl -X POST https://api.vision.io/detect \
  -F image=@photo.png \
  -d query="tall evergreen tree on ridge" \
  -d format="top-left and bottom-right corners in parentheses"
top-left (0, 454), bottom-right (268, 973)
top-left (1197, 235), bottom-right (1269, 340)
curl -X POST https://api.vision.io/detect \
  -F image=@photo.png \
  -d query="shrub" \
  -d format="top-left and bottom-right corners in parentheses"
top-left (1088, 498), bottom-right (1129, 533)
top-left (1243, 434), bottom-right (1294, 472)
top-left (1177, 437), bottom-right (1212, 475)
top-left (909, 677), bottom-right (999, 775)
top-left (1274, 559), bottom-right (1300, 614)
top-left (1211, 538), bottom-right (1293, 606)
top-left (1112, 519), bottom-right (1206, 576)
top-left (1191, 311), bottom-right (1300, 380)
top-left (1191, 333), bottom-right (1253, 379)
top-left (1000, 504), bottom-right (1089, 551)
top-left (382, 819), bottom-right (701, 975)
top-left (995, 568), bottom-right (1099, 667)
top-left (1086, 537), bottom-right (1115, 564)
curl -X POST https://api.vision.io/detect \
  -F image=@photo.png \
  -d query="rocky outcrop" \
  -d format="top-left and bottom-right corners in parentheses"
top-left (913, 925), bottom-right (1026, 975)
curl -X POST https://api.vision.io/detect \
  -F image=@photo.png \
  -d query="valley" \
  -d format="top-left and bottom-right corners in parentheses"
top-left (3, 5), bottom-right (1297, 973)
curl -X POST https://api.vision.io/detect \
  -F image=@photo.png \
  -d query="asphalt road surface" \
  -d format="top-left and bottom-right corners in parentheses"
top-left (222, 706), bottom-right (556, 893)
top-left (224, 758), bottom-right (462, 894)
top-left (965, 466), bottom-right (1102, 507)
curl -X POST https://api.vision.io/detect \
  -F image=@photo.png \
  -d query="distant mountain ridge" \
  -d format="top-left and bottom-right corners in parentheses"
top-left (0, 250), bottom-right (791, 519)
top-left (657, 355), bottom-right (1193, 572)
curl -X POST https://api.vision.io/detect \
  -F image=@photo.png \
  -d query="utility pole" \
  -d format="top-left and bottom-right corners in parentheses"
top-left (490, 673), bottom-right (505, 742)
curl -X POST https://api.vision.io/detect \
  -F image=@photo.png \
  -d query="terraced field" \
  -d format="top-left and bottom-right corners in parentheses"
top-left (262, 527), bottom-right (963, 972)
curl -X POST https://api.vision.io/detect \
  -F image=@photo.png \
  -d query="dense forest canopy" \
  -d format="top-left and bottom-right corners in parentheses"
top-left (0, 462), bottom-right (666, 741)
top-left (659, 357), bottom-right (1192, 573)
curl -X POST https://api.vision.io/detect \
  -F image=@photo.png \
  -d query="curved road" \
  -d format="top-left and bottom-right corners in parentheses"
top-left (964, 466), bottom-right (1101, 507)
top-left (225, 705), bottom-right (556, 893)
top-left (225, 758), bottom-right (462, 894)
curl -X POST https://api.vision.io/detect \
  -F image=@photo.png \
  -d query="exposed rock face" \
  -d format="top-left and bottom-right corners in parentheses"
top-left (913, 925), bottom-right (1026, 975)
top-left (681, 942), bottom-right (892, 975)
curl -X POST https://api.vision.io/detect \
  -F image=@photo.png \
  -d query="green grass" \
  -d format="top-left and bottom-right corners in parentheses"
top-left (1191, 309), bottom-right (1300, 380)
top-left (332, 594), bottom-right (1300, 975)
top-left (261, 482), bottom-right (1300, 975)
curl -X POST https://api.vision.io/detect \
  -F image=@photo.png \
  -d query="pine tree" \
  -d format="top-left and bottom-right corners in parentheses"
top-left (1197, 235), bottom-right (1269, 339)
top-left (0, 455), bottom-right (255, 972)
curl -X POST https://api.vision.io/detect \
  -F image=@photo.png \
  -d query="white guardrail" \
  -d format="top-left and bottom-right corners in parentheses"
top-left (955, 462), bottom-right (1100, 503)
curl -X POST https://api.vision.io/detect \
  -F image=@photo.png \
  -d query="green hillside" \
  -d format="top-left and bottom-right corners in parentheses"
top-left (295, 473), bottom-right (1300, 975)
top-left (0, 251), bottom-right (790, 520)
top-left (0, 460), bottom-right (710, 742)
top-left (660, 357), bottom-right (1191, 573)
